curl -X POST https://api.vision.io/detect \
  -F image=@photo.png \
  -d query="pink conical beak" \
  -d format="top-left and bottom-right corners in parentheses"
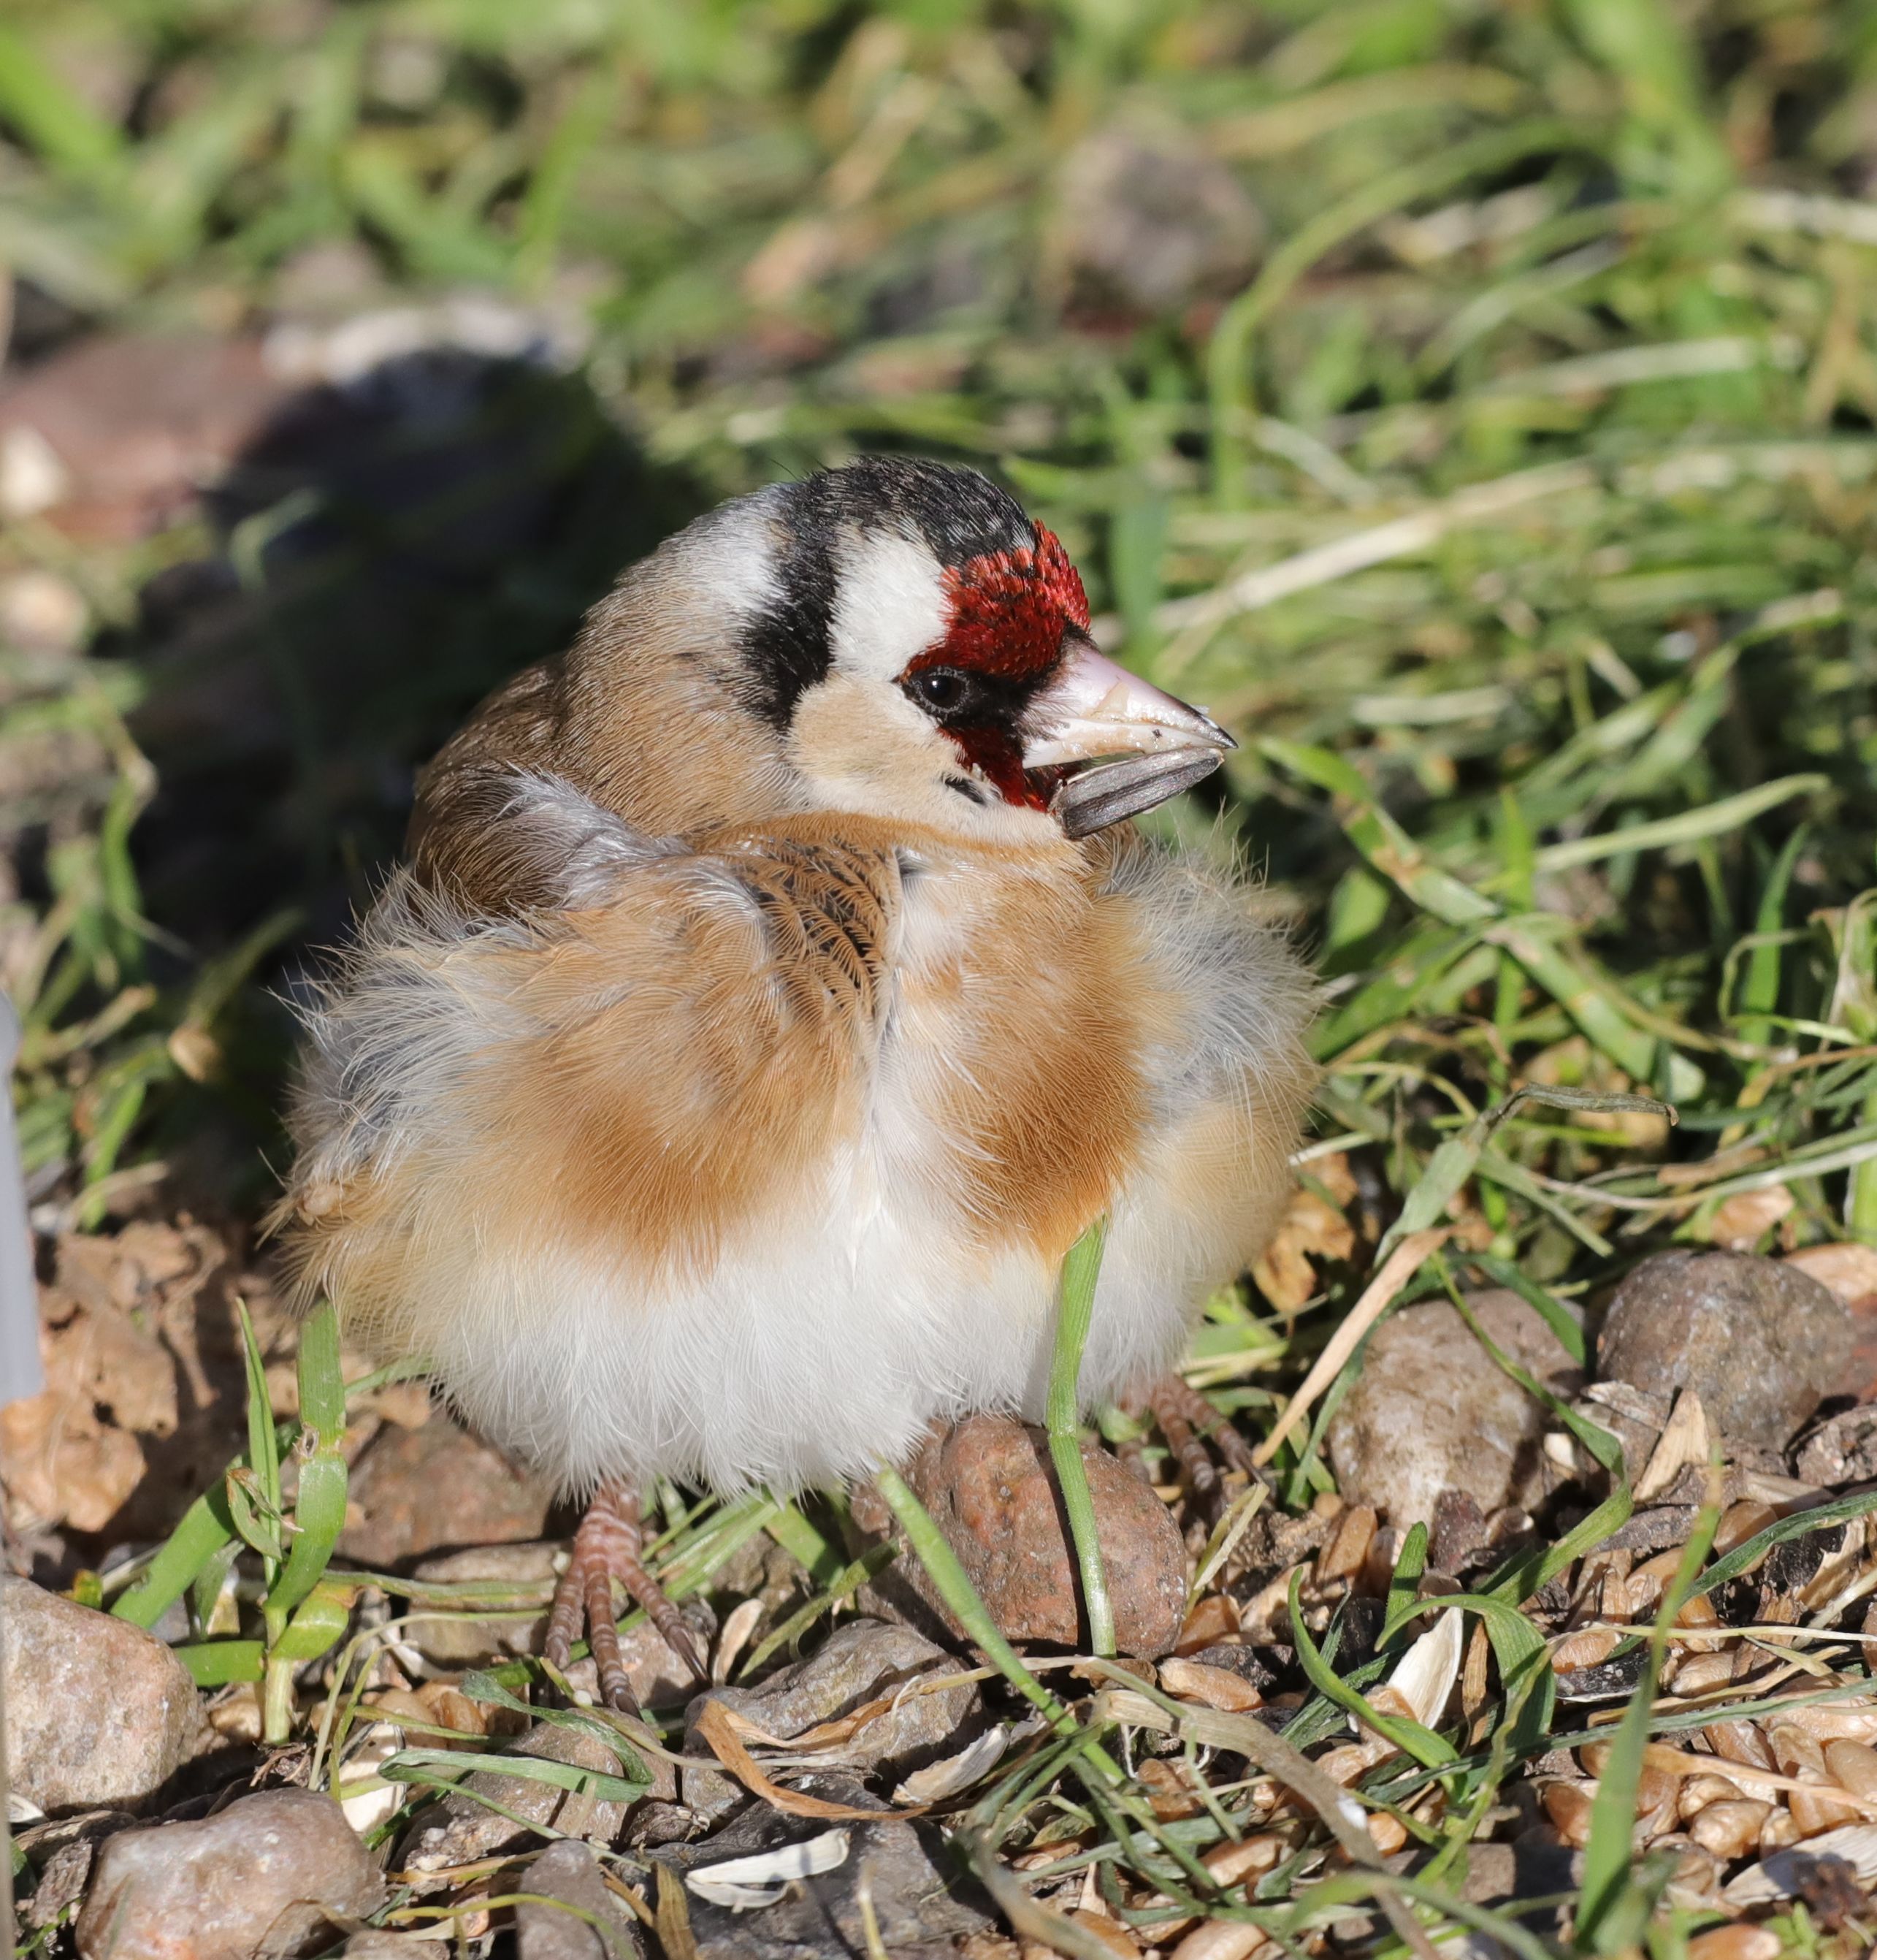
top-left (1022, 636), bottom-right (1233, 836)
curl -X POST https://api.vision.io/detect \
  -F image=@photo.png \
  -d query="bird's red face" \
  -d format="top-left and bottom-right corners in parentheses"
top-left (900, 525), bottom-right (1092, 809)
top-left (934, 526), bottom-right (1093, 677)
top-left (750, 457), bottom-right (1231, 839)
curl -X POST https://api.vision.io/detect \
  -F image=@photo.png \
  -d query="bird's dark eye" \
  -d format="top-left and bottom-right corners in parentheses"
top-left (906, 667), bottom-right (973, 716)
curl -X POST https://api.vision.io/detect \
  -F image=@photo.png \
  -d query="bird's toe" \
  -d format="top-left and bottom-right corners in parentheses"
top-left (546, 1479), bottom-right (703, 1715)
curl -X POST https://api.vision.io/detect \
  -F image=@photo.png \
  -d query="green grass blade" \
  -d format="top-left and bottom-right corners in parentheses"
top-left (1689, 1484), bottom-right (1877, 1602)
top-left (1382, 1522), bottom-right (1429, 1644)
top-left (189, 1535), bottom-right (241, 1636)
top-left (1575, 1499), bottom-right (1719, 1951)
top-left (870, 1463), bottom-right (1072, 1735)
top-left (0, 24), bottom-right (125, 188)
top-left (175, 1639), bottom-right (265, 1687)
top-left (1289, 1571), bottom-right (1456, 1770)
top-left (262, 1304), bottom-right (350, 1738)
top-left (270, 1579), bottom-right (355, 1666)
top-left (1047, 1216), bottom-right (1115, 1658)
top-left (1484, 1487), bottom-right (1633, 1606)
top-left (1561, 0), bottom-right (1729, 194)
top-left (458, 1670), bottom-right (651, 1772)
top-left (225, 1465), bottom-right (288, 1563)
top-left (1736, 825), bottom-right (1808, 1047)
top-left (1826, 894), bottom-right (1877, 1234)
top-left (1264, 738), bottom-right (1704, 1097)
top-left (267, 1452), bottom-right (348, 1627)
top-left (764, 1498), bottom-right (845, 1588)
top-left (112, 1482), bottom-right (237, 1630)
top-left (237, 1301), bottom-right (281, 1552)
top-left (1261, 736), bottom-right (1498, 929)
top-left (1209, 119), bottom-right (1591, 495)
top-left (1529, 773), bottom-right (1827, 874)
top-left (381, 1747), bottom-right (650, 1807)
top-left (295, 1299), bottom-right (345, 1440)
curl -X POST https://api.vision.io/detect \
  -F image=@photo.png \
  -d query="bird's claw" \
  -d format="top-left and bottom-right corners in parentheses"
top-left (1122, 1376), bottom-right (1266, 1512)
top-left (544, 1481), bottom-right (704, 1715)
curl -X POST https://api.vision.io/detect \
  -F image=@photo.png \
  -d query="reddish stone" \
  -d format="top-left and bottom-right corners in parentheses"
top-left (855, 1415), bottom-right (1187, 1658)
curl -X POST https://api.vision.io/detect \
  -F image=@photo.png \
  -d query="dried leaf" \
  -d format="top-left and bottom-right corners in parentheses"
top-left (692, 1700), bottom-right (933, 1820)
top-left (711, 1598), bottom-right (763, 1685)
top-left (0, 1388), bottom-right (143, 1532)
top-left (1251, 1181), bottom-right (1357, 1311)
top-left (1784, 1241), bottom-right (1877, 1306)
top-left (1706, 1184), bottom-right (1794, 1249)
top-left (1158, 1657), bottom-right (1263, 1714)
top-left (1722, 1820), bottom-right (1877, 1904)
top-left (892, 1724), bottom-right (1010, 1804)
top-left (1636, 1389), bottom-right (1711, 1503)
top-left (1385, 1604), bottom-right (1464, 1731)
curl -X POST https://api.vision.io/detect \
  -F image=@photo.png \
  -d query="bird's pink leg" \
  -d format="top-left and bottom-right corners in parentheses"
top-left (1127, 1376), bottom-right (1264, 1505)
top-left (544, 1480), bottom-right (703, 1713)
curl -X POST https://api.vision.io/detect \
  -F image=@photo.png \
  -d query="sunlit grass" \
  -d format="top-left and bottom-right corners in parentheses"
top-left (4, 0), bottom-right (1877, 1950)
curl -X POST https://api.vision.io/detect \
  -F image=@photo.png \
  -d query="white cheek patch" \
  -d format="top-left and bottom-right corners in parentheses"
top-left (827, 530), bottom-right (950, 684)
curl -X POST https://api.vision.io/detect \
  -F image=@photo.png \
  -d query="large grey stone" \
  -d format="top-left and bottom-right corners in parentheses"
top-left (1326, 1289), bottom-right (1582, 1530)
top-left (399, 1719), bottom-right (649, 1883)
top-left (515, 1839), bottom-right (643, 1959)
top-left (652, 1773), bottom-right (988, 1959)
top-left (681, 1618), bottom-right (979, 1820)
top-left (75, 1789), bottom-right (384, 1960)
top-left (2, 1576), bottom-right (202, 1812)
top-left (337, 1414), bottom-right (556, 1566)
top-left (1598, 1250), bottom-right (1854, 1447)
top-left (690, 1620), bottom-right (977, 1775)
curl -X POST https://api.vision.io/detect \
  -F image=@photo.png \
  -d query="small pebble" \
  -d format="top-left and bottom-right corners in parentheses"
top-left (1689, 1799), bottom-right (1772, 1860)
top-left (1687, 1931), bottom-right (1781, 1960)
top-left (1669, 1652), bottom-right (1738, 1697)
top-left (1541, 1781), bottom-right (1594, 1847)
top-left (1824, 1736), bottom-right (1877, 1801)
top-left (1064, 1907), bottom-right (1142, 1958)
top-left (1678, 1774), bottom-right (1746, 1821)
top-left (1157, 1656), bottom-right (1262, 1713)
top-left (0, 570), bottom-right (86, 652)
top-left (1169, 1923), bottom-right (1273, 1960)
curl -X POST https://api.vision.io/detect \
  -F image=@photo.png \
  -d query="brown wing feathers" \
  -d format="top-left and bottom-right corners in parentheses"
top-left (468, 820), bottom-right (901, 1271)
top-left (280, 788), bottom-right (904, 1303)
top-left (709, 828), bottom-right (896, 1029)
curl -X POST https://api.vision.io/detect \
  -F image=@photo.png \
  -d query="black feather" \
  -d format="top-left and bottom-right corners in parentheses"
top-left (739, 458), bottom-right (1031, 728)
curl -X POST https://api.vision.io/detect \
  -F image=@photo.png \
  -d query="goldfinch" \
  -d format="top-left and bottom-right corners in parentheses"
top-left (279, 457), bottom-right (1315, 1708)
